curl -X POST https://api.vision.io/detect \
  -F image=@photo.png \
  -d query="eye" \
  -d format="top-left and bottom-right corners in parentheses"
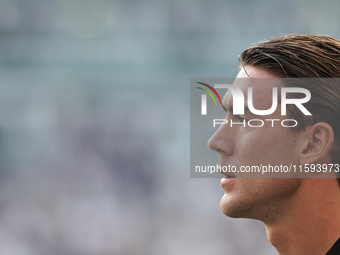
top-left (234, 115), bottom-right (247, 121)
top-left (235, 115), bottom-right (245, 120)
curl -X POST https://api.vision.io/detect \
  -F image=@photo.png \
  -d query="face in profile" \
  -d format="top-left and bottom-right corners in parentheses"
top-left (208, 66), bottom-right (303, 223)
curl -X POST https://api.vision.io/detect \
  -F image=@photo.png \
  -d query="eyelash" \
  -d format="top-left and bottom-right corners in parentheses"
top-left (235, 115), bottom-right (245, 121)
top-left (222, 114), bottom-right (246, 121)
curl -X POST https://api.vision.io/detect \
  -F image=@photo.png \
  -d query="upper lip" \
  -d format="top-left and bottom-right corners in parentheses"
top-left (222, 172), bottom-right (236, 178)
top-left (218, 166), bottom-right (236, 178)
top-left (218, 158), bottom-right (237, 178)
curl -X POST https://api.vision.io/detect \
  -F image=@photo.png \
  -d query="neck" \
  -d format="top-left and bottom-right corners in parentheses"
top-left (264, 179), bottom-right (340, 255)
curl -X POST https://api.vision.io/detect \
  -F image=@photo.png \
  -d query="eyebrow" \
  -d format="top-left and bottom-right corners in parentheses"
top-left (222, 94), bottom-right (233, 112)
top-left (222, 104), bottom-right (232, 112)
top-left (221, 93), bottom-right (251, 115)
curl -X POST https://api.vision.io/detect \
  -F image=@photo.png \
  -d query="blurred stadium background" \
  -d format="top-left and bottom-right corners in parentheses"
top-left (0, 0), bottom-right (339, 254)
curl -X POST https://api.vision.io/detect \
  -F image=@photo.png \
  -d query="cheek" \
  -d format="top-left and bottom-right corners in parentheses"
top-left (238, 128), bottom-right (294, 164)
top-left (239, 179), bottom-right (292, 197)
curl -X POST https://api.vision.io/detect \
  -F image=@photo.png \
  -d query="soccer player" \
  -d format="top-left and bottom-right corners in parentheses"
top-left (208, 34), bottom-right (340, 255)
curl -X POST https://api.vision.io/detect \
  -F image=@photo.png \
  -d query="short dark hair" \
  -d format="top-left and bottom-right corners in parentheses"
top-left (239, 34), bottom-right (340, 183)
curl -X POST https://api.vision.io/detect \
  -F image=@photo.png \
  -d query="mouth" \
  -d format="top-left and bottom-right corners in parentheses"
top-left (217, 161), bottom-right (237, 178)
top-left (220, 169), bottom-right (236, 178)
top-left (220, 172), bottom-right (236, 187)
top-left (222, 173), bottom-right (236, 178)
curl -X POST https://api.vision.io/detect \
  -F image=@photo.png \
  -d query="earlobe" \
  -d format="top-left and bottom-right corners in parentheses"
top-left (299, 123), bottom-right (334, 165)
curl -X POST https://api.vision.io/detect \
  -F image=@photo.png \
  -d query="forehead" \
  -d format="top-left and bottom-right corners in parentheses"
top-left (223, 66), bottom-right (281, 108)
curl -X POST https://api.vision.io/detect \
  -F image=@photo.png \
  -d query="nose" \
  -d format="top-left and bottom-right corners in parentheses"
top-left (207, 123), bottom-right (233, 155)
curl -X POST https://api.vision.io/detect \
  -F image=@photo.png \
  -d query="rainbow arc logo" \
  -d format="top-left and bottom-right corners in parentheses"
top-left (196, 82), bottom-right (222, 115)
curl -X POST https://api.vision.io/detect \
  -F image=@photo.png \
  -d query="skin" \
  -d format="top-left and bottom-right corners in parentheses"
top-left (208, 66), bottom-right (340, 255)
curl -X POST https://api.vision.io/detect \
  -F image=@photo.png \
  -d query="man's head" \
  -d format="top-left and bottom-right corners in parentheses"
top-left (239, 34), bottom-right (340, 169)
top-left (208, 34), bottom-right (340, 222)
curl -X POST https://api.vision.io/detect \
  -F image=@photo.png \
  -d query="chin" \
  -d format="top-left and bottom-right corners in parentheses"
top-left (219, 194), bottom-right (256, 219)
top-left (220, 194), bottom-right (240, 218)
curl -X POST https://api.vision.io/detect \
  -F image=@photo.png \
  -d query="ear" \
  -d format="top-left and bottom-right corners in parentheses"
top-left (299, 122), bottom-right (334, 165)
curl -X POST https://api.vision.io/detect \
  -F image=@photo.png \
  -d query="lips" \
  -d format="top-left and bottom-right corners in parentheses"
top-left (220, 175), bottom-right (236, 187)
top-left (224, 173), bottom-right (235, 178)
top-left (219, 167), bottom-right (236, 178)
top-left (222, 172), bottom-right (236, 179)
top-left (218, 159), bottom-right (237, 178)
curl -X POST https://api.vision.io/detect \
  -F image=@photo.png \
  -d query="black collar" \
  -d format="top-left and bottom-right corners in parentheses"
top-left (326, 237), bottom-right (340, 255)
